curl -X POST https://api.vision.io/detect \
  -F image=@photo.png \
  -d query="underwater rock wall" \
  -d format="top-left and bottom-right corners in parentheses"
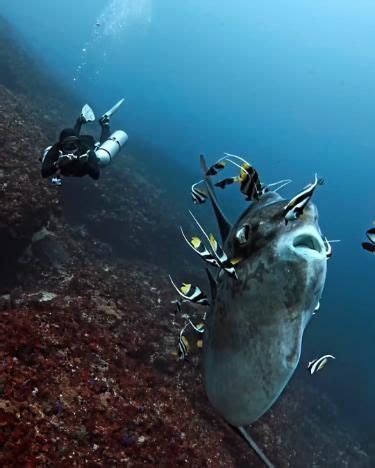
top-left (0, 84), bottom-right (63, 288)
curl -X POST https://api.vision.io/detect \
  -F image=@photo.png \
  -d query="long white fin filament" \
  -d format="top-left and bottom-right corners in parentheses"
top-left (223, 152), bottom-right (251, 166)
top-left (268, 179), bottom-right (292, 192)
top-left (237, 426), bottom-right (275, 468)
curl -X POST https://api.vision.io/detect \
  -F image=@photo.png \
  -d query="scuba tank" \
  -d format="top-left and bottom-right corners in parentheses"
top-left (95, 130), bottom-right (128, 167)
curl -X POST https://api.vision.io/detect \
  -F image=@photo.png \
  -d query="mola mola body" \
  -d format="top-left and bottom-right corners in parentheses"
top-left (203, 191), bottom-right (327, 426)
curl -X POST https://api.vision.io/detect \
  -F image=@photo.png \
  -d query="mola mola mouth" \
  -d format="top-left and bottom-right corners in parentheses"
top-left (198, 155), bottom-right (327, 464)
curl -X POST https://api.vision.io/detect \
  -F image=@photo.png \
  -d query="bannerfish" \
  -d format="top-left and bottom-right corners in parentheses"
top-left (169, 276), bottom-right (210, 306)
top-left (191, 181), bottom-right (207, 205)
top-left (188, 211), bottom-right (240, 279)
top-left (208, 153), bottom-right (264, 201)
top-left (283, 174), bottom-right (324, 224)
top-left (180, 229), bottom-right (220, 268)
top-left (206, 160), bottom-right (227, 176)
top-left (180, 217), bottom-right (239, 278)
top-left (188, 318), bottom-right (205, 334)
top-left (362, 227), bottom-right (375, 253)
top-left (367, 227), bottom-right (375, 244)
top-left (196, 154), bottom-right (328, 466)
top-left (307, 355), bottom-right (335, 375)
top-left (177, 320), bottom-right (206, 359)
top-left (178, 325), bottom-right (190, 359)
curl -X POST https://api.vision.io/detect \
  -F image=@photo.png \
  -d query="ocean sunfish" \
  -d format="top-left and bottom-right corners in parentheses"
top-left (200, 155), bottom-right (328, 466)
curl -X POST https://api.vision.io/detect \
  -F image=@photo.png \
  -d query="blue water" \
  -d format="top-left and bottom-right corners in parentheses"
top-left (2, 0), bottom-right (375, 437)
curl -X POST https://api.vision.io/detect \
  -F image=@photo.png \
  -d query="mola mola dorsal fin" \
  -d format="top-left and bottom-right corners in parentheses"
top-left (200, 154), bottom-right (232, 242)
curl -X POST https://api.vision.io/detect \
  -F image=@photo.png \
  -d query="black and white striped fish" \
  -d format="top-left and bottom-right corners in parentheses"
top-left (324, 237), bottom-right (332, 259)
top-left (213, 153), bottom-right (263, 201)
top-left (180, 228), bottom-right (220, 268)
top-left (238, 162), bottom-right (263, 200)
top-left (191, 181), bottom-right (207, 205)
top-left (177, 320), bottom-right (205, 359)
top-left (323, 237), bottom-right (341, 259)
top-left (205, 159), bottom-right (227, 176)
top-left (189, 211), bottom-right (240, 279)
top-left (307, 354), bottom-right (335, 375)
top-left (362, 227), bottom-right (375, 253)
top-left (215, 176), bottom-right (239, 190)
top-left (283, 174), bottom-right (324, 224)
top-left (169, 276), bottom-right (210, 306)
top-left (367, 227), bottom-right (375, 244)
top-left (208, 233), bottom-right (240, 279)
top-left (188, 319), bottom-right (205, 334)
top-left (178, 324), bottom-right (190, 359)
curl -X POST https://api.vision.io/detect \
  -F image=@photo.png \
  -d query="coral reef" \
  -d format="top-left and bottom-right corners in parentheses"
top-left (0, 16), bottom-right (372, 467)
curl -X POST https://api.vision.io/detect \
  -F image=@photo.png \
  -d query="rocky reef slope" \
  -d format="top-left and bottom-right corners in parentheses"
top-left (0, 16), bottom-right (371, 467)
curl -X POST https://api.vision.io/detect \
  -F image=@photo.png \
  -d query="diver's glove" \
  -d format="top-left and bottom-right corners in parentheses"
top-left (78, 151), bottom-right (89, 163)
top-left (56, 152), bottom-right (75, 168)
top-left (99, 115), bottom-right (110, 127)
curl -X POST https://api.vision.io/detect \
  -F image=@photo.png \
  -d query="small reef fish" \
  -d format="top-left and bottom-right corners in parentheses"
top-left (208, 233), bottom-right (239, 279)
top-left (283, 174), bottom-right (324, 224)
top-left (238, 162), bottom-right (263, 201)
top-left (169, 276), bottom-right (210, 306)
top-left (177, 320), bottom-right (206, 359)
top-left (215, 176), bottom-right (239, 190)
top-left (308, 355), bottom-right (335, 375)
top-left (362, 227), bottom-right (375, 253)
top-left (207, 153), bottom-right (263, 201)
top-left (368, 228), bottom-right (375, 244)
top-left (323, 238), bottom-right (341, 259)
top-left (178, 326), bottom-right (190, 359)
top-left (180, 215), bottom-right (240, 278)
top-left (191, 181), bottom-right (207, 204)
top-left (188, 211), bottom-right (240, 279)
top-left (180, 228), bottom-right (220, 268)
top-left (205, 160), bottom-right (227, 176)
top-left (188, 319), bottom-right (205, 333)
top-left (324, 237), bottom-right (332, 258)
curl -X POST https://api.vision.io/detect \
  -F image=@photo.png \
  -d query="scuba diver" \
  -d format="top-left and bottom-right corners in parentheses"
top-left (41, 99), bottom-right (128, 185)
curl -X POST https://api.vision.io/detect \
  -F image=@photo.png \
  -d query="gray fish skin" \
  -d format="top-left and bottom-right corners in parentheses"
top-left (203, 191), bottom-right (327, 426)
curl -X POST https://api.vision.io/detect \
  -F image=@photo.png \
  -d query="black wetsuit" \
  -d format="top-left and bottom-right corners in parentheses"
top-left (41, 117), bottom-right (110, 180)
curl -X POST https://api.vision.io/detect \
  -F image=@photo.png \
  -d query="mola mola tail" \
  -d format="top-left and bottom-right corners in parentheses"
top-left (199, 154), bottom-right (327, 465)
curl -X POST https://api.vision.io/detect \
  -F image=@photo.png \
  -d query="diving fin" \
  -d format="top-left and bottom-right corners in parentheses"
top-left (237, 426), bottom-right (275, 468)
top-left (101, 98), bottom-right (125, 121)
top-left (200, 154), bottom-right (232, 243)
top-left (81, 104), bottom-right (95, 123)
